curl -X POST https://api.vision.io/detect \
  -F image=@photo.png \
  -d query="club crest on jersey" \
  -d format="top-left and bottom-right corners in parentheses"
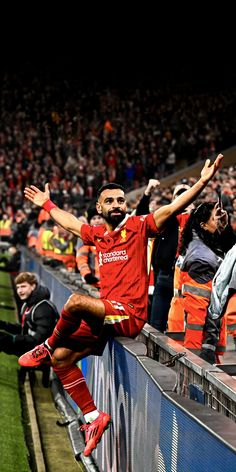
top-left (120, 229), bottom-right (126, 242)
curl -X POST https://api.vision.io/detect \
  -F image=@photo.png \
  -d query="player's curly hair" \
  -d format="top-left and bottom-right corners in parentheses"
top-left (97, 183), bottom-right (125, 199)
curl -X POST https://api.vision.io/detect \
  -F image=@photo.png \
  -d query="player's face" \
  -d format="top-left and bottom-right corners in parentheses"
top-left (16, 282), bottom-right (36, 300)
top-left (97, 189), bottom-right (127, 226)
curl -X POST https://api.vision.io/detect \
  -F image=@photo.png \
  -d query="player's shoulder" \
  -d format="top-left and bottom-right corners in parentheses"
top-left (127, 213), bottom-right (151, 223)
top-left (126, 213), bottom-right (153, 231)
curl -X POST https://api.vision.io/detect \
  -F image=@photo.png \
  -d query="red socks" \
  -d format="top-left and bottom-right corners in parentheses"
top-left (47, 308), bottom-right (80, 350)
top-left (54, 364), bottom-right (96, 415)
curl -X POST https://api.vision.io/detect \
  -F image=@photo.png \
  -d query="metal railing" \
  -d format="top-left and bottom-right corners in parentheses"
top-left (137, 324), bottom-right (236, 421)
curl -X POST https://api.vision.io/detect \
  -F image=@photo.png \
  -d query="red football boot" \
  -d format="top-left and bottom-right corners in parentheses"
top-left (18, 343), bottom-right (51, 367)
top-left (80, 411), bottom-right (111, 456)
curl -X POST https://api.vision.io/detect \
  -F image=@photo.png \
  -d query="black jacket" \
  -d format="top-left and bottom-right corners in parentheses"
top-left (0, 285), bottom-right (59, 352)
top-left (135, 193), bottom-right (179, 275)
top-left (151, 216), bottom-right (179, 274)
top-left (0, 250), bottom-right (21, 273)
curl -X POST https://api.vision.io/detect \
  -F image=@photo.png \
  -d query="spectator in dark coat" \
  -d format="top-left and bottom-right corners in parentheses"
top-left (0, 246), bottom-right (21, 274)
top-left (0, 272), bottom-right (59, 357)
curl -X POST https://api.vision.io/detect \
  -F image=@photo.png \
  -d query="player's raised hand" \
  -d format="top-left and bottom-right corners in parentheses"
top-left (200, 154), bottom-right (223, 184)
top-left (24, 183), bottom-right (50, 207)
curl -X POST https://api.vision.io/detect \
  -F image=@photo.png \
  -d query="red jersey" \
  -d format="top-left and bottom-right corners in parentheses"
top-left (81, 214), bottom-right (158, 320)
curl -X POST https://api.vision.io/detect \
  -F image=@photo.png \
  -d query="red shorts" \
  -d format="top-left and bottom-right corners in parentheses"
top-left (102, 299), bottom-right (145, 337)
top-left (58, 299), bottom-right (145, 355)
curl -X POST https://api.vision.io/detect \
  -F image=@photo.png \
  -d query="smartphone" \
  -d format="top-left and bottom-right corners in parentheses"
top-left (216, 185), bottom-right (222, 208)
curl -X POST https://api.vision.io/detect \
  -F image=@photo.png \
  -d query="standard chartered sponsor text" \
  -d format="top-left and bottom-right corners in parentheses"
top-left (101, 250), bottom-right (129, 263)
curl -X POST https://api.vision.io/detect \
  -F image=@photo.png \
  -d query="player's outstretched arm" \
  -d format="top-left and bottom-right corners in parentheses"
top-left (24, 183), bottom-right (83, 237)
top-left (153, 153), bottom-right (223, 231)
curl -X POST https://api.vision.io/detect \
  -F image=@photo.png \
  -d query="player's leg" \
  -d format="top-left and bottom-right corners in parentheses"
top-left (52, 346), bottom-right (99, 416)
top-left (52, 345), bottom-right (110, 457)
top-left (18, 294), bottom-right (106, 366)
top-left (47, 293), bottom-right (106, 349)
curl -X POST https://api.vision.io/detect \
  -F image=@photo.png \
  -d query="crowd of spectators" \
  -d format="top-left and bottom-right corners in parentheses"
top-left (0, 71), bottom-right (236, 236)
top-left (141, 165), bottom-right (236, 230)
top-left (0, 70), bottom-right (235, 373)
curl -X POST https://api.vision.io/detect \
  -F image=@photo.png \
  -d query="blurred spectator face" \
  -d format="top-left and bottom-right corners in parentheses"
top-left (90, 215), bottom-right (104, 226)
top-left (172, 185), bottom-right (195, 213)
top-left (56, 226), bottom-right (72, 239)
top-left (128, 198), bottom-right (138, 210)
top-left (232, 198), bottom-right (236, 212)
top-left (8, 246), bottom-right (17, 255)
top-left (149, 199), bottom-right (161, 213)
top-left (172, 184), bottom-right (190, 200)
top-left (231, 215), bottom-right (236, 231)
top-left (16, 281), bottom-right (36, 300)
top-left (15, 210), bottom-right (26, 222)
top-left (52, 225), bottom-right (59, 235)
top-left (222, 183), bottom-right (233, 195)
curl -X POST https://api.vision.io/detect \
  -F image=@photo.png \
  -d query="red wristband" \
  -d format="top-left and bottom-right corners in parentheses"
top-left (43, 200), bottom-right (57, 212)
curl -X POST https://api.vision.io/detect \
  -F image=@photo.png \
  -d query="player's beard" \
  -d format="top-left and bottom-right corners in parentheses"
top-left (103, 209), bottom-right (126, 226)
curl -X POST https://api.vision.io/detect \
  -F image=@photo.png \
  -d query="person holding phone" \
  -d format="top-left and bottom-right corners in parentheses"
top-left (177, 199), bottom-right (236, 362)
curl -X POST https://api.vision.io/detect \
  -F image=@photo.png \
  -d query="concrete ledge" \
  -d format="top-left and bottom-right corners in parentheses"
top-left (24, 373), bottom-right (46, 472)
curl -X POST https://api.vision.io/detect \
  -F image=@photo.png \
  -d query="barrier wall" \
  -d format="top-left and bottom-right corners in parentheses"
top-left (86, 338), bottom-right (236, 472)
top-left (138, 325), bottom-right (236, 420)
top-left (21, 249), bottom-right (236, 471)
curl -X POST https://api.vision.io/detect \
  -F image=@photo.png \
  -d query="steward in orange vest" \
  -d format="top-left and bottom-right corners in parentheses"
top-left (50, 225), bottom-right (76, 271)
top-left (200, 243), bottom-right (236, 364)
top-left (226, 293), bottom-right (236, 341)
top-left (167, 254), bottom-right (185, 340)
top-left (0, 213), bottom-right (12, 239)
top-left (179, 202), bottom-right (236, 358)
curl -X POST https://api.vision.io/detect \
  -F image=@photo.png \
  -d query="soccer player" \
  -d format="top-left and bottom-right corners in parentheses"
top-left (19, 154), bottom-right (223, 456)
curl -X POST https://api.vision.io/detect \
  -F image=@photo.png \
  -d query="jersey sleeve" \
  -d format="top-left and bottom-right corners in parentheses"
top-left (143, 213), bottom-right (160, 237)
top-left (80, 223), bottom-right (95, 245)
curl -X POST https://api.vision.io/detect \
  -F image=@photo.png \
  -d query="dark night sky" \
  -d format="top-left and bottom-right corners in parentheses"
top-left (1, 8), bottom-right (235, 89)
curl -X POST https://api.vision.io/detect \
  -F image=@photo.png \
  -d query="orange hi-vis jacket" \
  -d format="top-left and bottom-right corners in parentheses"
top-left (0, 218), bottom-right (12, 237)
top-left (35, 227), bottom-right (46, 255)
top-left (37, 208), bottom-right (50, 225)
top-left (76, 244), bottom-right (100, 286)
top-left (41, 229), bottom-right (54, 257)
top-left (176, 237), bottom-right (226, 356)
top-left (182, 271), bottom-right (226, 356)
top-left (52, 236), bottom-right (76, 270)
top-left (167, 255), bottom-right (185, 339)
top-left (163, 213), bottom-right (190, 341)
top-left (182, 273), bottom-right (212, 353)
top-left (226, 292), bottom-right (236, 338)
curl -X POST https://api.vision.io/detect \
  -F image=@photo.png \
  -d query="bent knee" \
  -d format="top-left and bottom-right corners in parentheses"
top-left (64, 293), bottom-right (83, 312)
top-left (51, 347), bottom-right (74, 369)
top-left (52, 346), bottom-right (94, 369)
